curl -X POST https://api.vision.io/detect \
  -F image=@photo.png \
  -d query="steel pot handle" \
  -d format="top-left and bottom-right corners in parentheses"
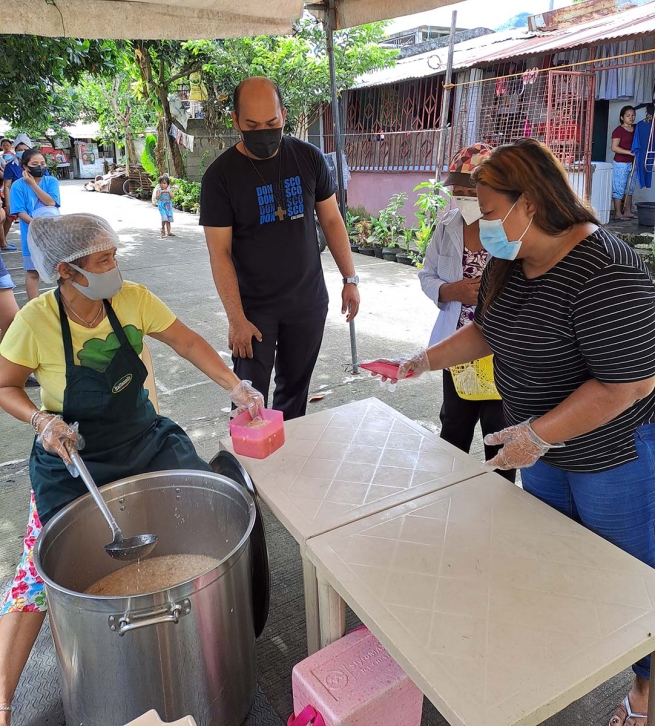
top-left (109, 599), bottom-right (191, 636)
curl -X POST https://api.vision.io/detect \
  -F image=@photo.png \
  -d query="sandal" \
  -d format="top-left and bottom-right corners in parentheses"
top-left (609, 695), bottom-right (647, 725)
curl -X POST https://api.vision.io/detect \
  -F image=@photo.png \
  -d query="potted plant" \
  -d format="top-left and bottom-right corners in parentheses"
top-left (346, 210), bottom-right (360, 253)
top-left (411, 221), bottom-right (434, 268)
top-left (368, 216), bottom-right (390, 259)
top-left (377, 193), bottom-right (408, 261)
top-left (395, 228), bottom-right (416, 266)
top-left (353, 219), bottom-right (374, 256)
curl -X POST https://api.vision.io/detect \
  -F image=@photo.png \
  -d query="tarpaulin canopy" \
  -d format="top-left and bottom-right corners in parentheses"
top-left (2, 0), bottom-right (456, 39)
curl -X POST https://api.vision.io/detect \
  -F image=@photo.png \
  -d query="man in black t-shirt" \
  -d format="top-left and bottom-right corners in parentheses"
top-left (200, 77), bottom-right (360, 419)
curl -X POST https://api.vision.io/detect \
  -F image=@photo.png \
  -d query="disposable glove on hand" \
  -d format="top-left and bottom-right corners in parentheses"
top-left (230, 380), bottom-right (265, 420)
top-left (483, 419), bottom-right (564, 470)
top-left (36, 413), bottom-right (84, 467)
top-left (398, 350), bottom-right (431, 380)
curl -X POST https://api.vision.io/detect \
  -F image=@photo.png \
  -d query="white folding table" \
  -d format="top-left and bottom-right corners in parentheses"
top-left (220, 397), bottom-right (484, 653)
top-left (306, 472), bottom-right (655, 726)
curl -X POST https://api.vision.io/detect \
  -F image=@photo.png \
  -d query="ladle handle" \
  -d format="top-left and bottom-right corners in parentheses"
top-left (69, 450), bottom-right (123, 541)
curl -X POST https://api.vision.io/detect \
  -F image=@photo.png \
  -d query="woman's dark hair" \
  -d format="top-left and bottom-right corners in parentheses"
top-left (619, 105), bottom-right (635, 123)
top-left (471, 138), bottom-right (599, 315)
top-left (20, 148), bottom-right (44, 168)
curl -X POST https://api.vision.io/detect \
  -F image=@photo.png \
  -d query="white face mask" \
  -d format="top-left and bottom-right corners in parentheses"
top-left (70, 264), bottom-right (123, 301)
top-left (453, 196), bottom-right (483, 226)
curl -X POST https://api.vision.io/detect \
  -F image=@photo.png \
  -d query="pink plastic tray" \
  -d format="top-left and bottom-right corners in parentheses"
top-left (359, 361), bottom-right (414, 383)
top-left (229, 408), bottom-right (285, 459)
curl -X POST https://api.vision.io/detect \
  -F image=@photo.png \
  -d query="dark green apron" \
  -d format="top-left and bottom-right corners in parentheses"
top-left (30, 289), bottom-right (210, 524)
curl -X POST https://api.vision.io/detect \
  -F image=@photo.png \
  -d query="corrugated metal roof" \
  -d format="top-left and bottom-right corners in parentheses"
top-left (356, 1), bottom-right (655, 88)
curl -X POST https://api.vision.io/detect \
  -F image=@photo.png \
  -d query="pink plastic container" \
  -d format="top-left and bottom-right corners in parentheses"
top-left (359, 362), bottom-right (414, 383)
top-left (291, 627), bottom-right (422, 726)
top-left (229, 408), bottom-right (285, 459)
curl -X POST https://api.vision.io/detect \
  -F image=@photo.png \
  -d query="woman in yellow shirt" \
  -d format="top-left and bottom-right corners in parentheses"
top-left (0, 213), bottom-right (263, 724)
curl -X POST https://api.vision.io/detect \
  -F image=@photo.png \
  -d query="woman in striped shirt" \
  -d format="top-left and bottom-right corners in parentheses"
top-left (392, 139), bottom-right (655, 725)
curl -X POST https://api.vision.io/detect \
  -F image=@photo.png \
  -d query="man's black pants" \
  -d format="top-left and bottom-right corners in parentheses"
top-left (233, 304), bottom-right (328, 420)
top-left (440, 369), bottom-right (516, 483)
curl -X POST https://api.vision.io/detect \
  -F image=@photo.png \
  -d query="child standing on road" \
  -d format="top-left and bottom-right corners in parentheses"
top-left (155, 175), bottom-right (175, 238)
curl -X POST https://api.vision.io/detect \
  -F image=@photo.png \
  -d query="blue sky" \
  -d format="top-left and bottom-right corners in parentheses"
top-left (387, 0), bottom-right (572, 33)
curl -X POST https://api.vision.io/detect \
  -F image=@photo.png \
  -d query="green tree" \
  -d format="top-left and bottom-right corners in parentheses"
top-left (76, 47), bottom-right (157, 170)
top-left (132, 40), bottom-right (214, 177)
top-left (192, 19), bottom-right (396, 136)
top-left (0, 36), bottom-right (115, 128)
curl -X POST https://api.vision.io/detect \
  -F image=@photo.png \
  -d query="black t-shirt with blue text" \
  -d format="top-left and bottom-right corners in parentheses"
top-left (199, 136), bottom-right (335, 311)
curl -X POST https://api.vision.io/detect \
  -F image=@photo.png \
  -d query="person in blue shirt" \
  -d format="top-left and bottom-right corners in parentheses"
top-left (2, 134), bottom-right (33, 240)
top-left (9, 147), bottom-right (60, 300)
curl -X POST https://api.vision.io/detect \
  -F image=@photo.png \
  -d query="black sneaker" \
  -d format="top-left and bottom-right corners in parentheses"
top-left (25, 374), bottom-right (40, 387)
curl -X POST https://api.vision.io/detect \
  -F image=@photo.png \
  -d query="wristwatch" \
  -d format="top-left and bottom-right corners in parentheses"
top-left (343, 275), bottom-right (359, 285)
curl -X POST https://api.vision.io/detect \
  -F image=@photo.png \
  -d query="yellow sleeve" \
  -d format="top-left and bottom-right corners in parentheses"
top-left (139, 286), bottom-right (177, 335)
top-left (0, 314), bottom-right (39, 369)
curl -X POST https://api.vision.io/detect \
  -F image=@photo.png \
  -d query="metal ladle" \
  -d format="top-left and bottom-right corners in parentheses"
top-left (70, 450), bottom-right (158, 561)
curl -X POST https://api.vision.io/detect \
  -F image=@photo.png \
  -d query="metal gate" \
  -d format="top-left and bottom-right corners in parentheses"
top-left (545, 70), bottom-right (596, 201)
top-left (450, 68), bottom-right (596, 201)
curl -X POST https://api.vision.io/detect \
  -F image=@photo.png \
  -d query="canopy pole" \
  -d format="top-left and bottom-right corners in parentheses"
top-left (326, 0), bottom-right (358, 375)
top-left (436, 10), bottom-right (457, 179)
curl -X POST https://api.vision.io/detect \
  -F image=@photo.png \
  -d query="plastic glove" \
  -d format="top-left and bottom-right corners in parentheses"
top-left (229, 380), bottom-right (265, 420)
top-left (483, 419), bottom-right (564, 471)
top-left (398, 350), bottom-right (431, 380)
top-left (36, 414), bottom-right (84, 468)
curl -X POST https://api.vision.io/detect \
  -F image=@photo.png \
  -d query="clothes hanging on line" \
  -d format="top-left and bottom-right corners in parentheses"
top-left (169, 124), bottom-right (195, 152)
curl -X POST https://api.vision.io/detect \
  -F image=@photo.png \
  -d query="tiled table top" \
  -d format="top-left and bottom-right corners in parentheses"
top-left (307, 472), bottom-right (655, 726)
top-left (220, 398), bottom-right (483, 544)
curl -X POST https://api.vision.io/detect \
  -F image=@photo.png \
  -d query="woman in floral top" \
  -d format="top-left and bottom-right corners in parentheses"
top-left (418, 143), bottom-right (514, 481)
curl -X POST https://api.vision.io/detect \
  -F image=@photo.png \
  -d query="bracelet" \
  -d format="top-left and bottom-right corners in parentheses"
top-left (0, 706), bottom-right (11, 712)
top-left (30, 411), bottom-right (49, 435)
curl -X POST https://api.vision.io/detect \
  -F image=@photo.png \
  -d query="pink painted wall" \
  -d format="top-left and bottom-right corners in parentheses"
top-left (347, 171), bottom-right (438, 216)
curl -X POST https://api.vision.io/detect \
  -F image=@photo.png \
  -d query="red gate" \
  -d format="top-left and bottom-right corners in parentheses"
top-left (545, 70), bottom-right (596, 201)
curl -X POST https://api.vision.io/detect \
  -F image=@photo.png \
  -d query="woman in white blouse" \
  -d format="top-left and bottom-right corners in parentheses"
top-left (419, 143), bottom-right (514, 481)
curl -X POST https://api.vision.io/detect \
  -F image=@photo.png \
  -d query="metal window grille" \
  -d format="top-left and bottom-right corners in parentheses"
top-left (323, 76), bottom-right (445, 171)
top-left (451, 66), bottom-right (595, 198)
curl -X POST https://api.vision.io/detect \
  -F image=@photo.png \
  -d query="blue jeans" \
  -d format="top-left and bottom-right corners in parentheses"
top-left (521, 423), bottom-right (655, 681)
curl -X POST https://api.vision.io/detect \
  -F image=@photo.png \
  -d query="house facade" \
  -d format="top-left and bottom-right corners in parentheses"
top-left (322, 0), bottom-right (655, 217)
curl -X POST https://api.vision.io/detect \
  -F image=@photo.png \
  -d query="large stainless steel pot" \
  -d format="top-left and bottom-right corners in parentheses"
top-left (34, 470), bottom-right (257, 726)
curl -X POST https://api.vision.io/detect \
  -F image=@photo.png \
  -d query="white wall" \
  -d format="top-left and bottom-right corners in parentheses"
top-left (605, 100), bottom-right (655, 204)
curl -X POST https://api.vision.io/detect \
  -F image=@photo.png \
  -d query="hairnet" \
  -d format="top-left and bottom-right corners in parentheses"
top-left (27, 213), bottom-right (119, 283)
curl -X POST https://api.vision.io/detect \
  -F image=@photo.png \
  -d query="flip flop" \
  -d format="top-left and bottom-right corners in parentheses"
top-left (613, 217), bottom-right (630, 222)
top-left (609, 695), bottom-right (647, 725)
top-left (167, 233), bottom-right (176, 237)
top-left (0, 244), bottom-right (17, 251)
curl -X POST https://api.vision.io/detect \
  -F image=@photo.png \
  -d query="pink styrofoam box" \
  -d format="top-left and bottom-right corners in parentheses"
top-left (230, 408), bottom-right (285, 459)
top-left (292, 627), bottom-right (423, 726)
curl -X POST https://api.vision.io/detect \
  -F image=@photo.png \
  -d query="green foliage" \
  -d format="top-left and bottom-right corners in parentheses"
top-left (347, 205), bottom-right (371, 221)
top-left (369, 193), bottom-right (408, 249)
top-left (170, 177), bottom-right (201, 213)
top-left (410, 179), bottom-right (450, 265)
top-left (76, 46), bottom-right (156, 152)
top-left (0, 36), bottom-right (116, 128)
top-left (413, 180), bottom-right (450, 236)
top-left (141, 135), bottom-right (158, 178)
top-left (192, 19), bottom-right (397, 134)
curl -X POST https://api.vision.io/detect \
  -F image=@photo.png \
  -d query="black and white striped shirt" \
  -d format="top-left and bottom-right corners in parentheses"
top-left (475, 228), bottom-right (655, 472)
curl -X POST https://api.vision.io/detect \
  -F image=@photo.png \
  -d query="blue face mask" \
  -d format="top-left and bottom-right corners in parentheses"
top-left (15, 150), bottom-right (24, 159)
top-left (478, 199), bottom-right (533, 260)
top-left (2, 153), bottom-right (14, 162)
